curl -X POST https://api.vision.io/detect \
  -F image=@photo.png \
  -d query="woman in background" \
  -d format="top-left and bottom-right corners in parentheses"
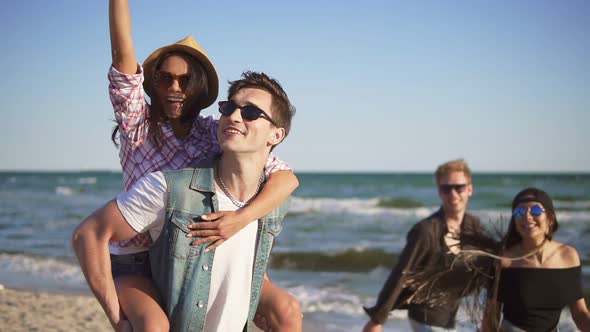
top-left (483, 187), bottom-right (590, 331)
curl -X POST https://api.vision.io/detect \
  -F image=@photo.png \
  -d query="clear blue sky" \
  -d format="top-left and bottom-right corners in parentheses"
top-left (1, 0), bottom-right (589, 172)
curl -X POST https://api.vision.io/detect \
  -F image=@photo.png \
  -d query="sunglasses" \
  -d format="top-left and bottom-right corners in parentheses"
top-left (155, 71), bottom-right (191, 90)
top-left (513, 204), bottom-right (545, 220)
top-left (218, 100), bottom-right (278, 126)
top-left (438, 184), bottom-right (468, 194)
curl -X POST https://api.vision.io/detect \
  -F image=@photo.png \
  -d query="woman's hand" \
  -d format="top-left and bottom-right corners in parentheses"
top-left (186, 211), bottom-right (249, 251)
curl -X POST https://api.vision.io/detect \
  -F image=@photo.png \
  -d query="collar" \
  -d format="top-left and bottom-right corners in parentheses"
top-left (189, 159), bottom-right (216, 193)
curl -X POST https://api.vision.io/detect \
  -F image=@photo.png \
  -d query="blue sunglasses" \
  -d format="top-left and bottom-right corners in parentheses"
top-left (513, 204), bottom-right (545, 220)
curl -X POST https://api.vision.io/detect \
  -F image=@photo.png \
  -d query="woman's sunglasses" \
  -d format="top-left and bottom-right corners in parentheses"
top-left (513, 204), bottom-right (545, 220)
top-left (218, 100), bottom-right (278, 126)
top-left (155, 71), bottom-right (191, 91)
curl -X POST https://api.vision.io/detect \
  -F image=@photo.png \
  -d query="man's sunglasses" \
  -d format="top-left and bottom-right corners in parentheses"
top-left (438, 184), bottom-right (468, 194)
top-left (155, 71), bottom-right (191, 90)
top-left (218, 100), bottom-right (277, 126)
top-left (513, 204), bottom-right (545, 220)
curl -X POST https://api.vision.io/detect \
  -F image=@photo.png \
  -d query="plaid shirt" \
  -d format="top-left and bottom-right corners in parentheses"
top-left (108, 65), bottom-right (291, 254)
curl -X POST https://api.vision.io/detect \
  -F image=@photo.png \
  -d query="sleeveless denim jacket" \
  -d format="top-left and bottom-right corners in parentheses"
top-left (148, 161), bottom-right (289, 332)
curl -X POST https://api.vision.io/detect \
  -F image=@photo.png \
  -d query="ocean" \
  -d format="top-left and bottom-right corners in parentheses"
top-left (1, 171), bottom-right (589, 331)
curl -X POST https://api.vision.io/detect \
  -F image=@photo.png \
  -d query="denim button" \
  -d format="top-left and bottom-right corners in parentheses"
top-left (197, 301), bottom-right (204, 308)
top-left (202, 264), bottom-right (209, 271)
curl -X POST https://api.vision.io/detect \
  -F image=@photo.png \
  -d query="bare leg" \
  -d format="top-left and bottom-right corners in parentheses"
top-left (115, 275), bottom-right (169, 332)
top-left (255, 278), bottom-right (302, 332)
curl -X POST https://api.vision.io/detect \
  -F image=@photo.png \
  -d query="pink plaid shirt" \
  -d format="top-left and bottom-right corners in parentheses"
top-left (108, 65), bottom-right (291, 254)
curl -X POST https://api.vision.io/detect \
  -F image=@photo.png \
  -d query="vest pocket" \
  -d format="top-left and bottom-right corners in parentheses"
top-left (264, 219), bottom-right (282, 237)
top-left (168, 212), bottom-right (202, 259)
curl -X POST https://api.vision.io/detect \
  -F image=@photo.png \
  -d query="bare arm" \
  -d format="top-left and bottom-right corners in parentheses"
top-left (232, 170), bottom-right (298, 225)
top-left (566, 247), bottom-right (590, 331)
top-left (570, 298), bottom-right (590, 332)
top-left (188, 170), bottom-right (299, 250)
top-left (362, 320), bottom-right (383, 332)
top-left (72, 199), bottom-right (139, 328)
top-left (109, 0), bottom-right (138, 73)
top-left (545, 245), bottom-right (590, 331)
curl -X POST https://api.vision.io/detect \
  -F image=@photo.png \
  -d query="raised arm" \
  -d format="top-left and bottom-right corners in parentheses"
top-left (108, 0), bottom-right (151, 149)
top-left (109, 0), bottom-right (138, 73)
top-left (188, 169), bottom-right (298, 250)
top-left (72, 199), bottom-right (139, 329)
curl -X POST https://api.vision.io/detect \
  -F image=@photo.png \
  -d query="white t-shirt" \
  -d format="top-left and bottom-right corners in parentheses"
top-left (116, 171), bottom-right (259, 331)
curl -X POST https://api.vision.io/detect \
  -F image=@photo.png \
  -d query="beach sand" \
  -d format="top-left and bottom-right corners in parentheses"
top-left (0, 286), bottom-right (321, 332)
top-left (0, 287), bottom-right (111, 332)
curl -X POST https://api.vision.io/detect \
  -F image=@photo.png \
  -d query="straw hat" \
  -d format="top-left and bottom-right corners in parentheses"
top-left (143, 36), bottom-right (219, 109)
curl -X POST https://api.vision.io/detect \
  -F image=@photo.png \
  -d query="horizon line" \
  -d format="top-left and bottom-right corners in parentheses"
top-left (0, 169), bottom-right (589, 175)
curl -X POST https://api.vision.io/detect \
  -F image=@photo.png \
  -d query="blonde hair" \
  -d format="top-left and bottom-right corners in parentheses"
top-left (434, 159), bottom-right (472, 184)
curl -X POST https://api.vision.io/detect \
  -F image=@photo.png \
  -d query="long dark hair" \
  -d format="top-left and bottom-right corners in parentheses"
top-left (111, 51), bottom-right (209, 148)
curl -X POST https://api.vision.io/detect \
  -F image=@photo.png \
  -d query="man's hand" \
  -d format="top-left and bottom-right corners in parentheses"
top-left (186, 210), bottom-right (249, 251)
top-left (362, 320), bottom-right (383, 332)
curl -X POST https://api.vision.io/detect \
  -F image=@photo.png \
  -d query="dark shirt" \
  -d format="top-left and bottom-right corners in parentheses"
top-left (498, 266), bottom-right (583, 332)
top-left (363, 208), bottom-right (493, 328)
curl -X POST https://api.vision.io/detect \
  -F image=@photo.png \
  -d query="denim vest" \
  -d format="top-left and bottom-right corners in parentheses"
top-left (149, 161), bottom-right (289, 332)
